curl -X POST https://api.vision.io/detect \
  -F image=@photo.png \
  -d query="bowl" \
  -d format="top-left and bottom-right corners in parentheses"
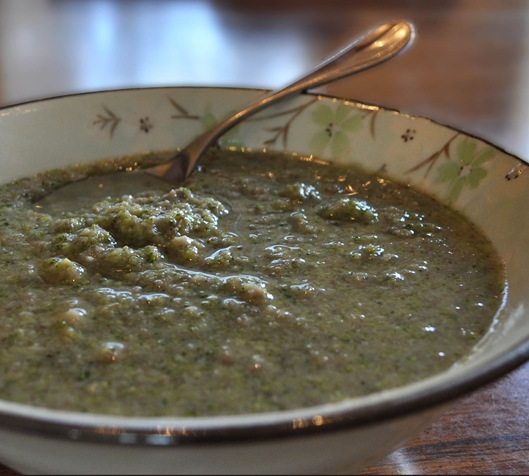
top-left (0, 86), bottom-right (528, 475)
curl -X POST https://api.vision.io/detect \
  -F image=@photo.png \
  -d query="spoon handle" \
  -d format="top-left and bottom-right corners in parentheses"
top-left (169, 21), bottom-right (415, 180)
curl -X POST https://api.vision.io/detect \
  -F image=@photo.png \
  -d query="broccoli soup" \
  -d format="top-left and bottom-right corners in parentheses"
top-left (0, 150), bottom-right (504, 416)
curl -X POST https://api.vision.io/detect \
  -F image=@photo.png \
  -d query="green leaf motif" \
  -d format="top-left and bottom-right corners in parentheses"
top-left (466, 166), bottom-right (487, 187)
top-left (341, 114), bottom-right (363, 132)
top-left (309, 130), bottom-right (331, 156)
top-left (448, 177), bottom-right (466, 202)
top-left (201, 111), bottom-right (217, 131)
top-left (311, 104), bottom-right (334, 126)
top-left (331, 130), bottom-right (351, 157)
top-left (457, 140), bottom-right (477, 166)
top-left (436, 161), bottom-right (460, 183)
top-left (435, 138), bottom-right (495, 203)
top-left (473, 147), bottom-right (495, 166)
top-left (334, 102), bottom-right (351, 123)
top-left (200, 108), bottom-right (243, 147)
top-left (309, 102), bottom-right (364, 158)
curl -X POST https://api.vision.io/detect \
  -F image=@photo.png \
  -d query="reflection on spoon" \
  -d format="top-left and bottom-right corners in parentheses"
top-left (33, 172), bottom-right (172, 215)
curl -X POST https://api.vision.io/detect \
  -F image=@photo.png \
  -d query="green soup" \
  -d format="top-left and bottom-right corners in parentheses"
top-left (0, 150), bottom-right (504, 416)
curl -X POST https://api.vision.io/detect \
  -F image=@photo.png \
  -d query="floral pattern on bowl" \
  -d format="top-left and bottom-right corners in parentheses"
top-left (86, 89), bottom-right (518, 211)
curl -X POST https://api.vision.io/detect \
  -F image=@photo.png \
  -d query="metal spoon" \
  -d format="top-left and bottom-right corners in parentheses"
top-left (35, 20), bottom-right (414, 213)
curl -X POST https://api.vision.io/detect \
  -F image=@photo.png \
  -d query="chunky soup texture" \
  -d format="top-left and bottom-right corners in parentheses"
top-left (0, 151), bottom-right (504, 416)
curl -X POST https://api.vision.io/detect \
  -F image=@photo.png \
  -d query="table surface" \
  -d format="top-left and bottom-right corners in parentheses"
top-left (1, 1), bottom-right (529, 474)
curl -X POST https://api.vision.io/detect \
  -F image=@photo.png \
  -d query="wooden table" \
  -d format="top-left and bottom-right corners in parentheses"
top-left (1, 1), bottom-right (529, 473)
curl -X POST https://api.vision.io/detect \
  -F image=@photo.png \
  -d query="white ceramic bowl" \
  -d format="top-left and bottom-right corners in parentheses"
top-left (0, 87), bottom-right (528, 475)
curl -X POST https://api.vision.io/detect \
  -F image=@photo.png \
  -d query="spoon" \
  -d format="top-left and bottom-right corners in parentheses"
top-left (35, 20), bottom-right (414, 213)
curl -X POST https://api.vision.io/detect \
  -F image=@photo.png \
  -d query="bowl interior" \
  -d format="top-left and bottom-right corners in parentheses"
top-left (0, 87), bottom-right (528, 431)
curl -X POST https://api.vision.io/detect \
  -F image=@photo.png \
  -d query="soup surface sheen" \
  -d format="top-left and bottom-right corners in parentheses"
top-left (0, 150), bottom-right (504, 416)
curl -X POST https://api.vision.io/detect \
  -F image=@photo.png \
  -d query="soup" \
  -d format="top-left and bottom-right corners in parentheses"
top-left (0, 150), bottom-right (504, 416)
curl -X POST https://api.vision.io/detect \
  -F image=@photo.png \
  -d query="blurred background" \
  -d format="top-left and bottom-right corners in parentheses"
top-left (1, 1), bottom-right (529, 474)
top-left (1, 0), bottom-right (529, 159)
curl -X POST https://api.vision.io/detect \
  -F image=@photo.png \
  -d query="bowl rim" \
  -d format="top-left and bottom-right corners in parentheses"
top-left (0, 85), bottom-right (528, 447)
